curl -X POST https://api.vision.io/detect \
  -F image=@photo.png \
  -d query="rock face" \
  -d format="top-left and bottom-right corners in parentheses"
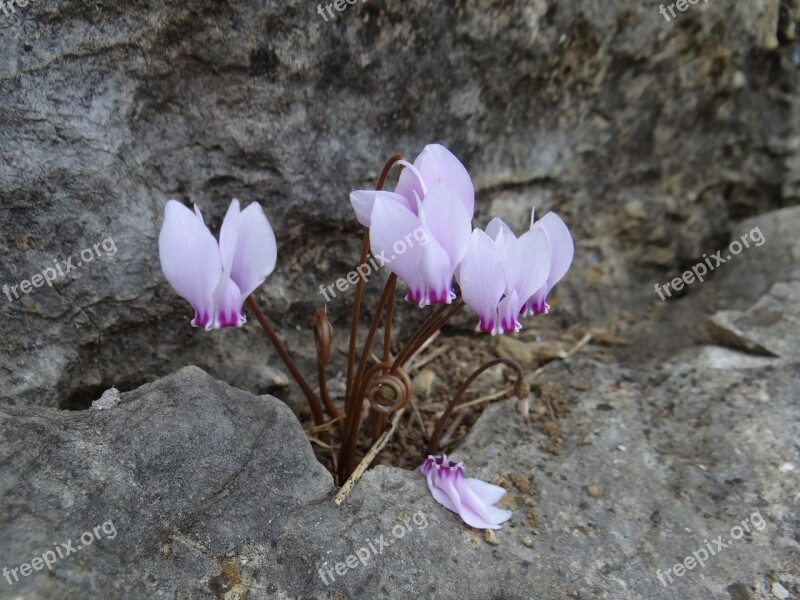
top-left (0, 367), bottom-right (336, 598)
top-left (1, 1), bottom-right (799, 597)
top-left (1, 0), bottom-right (799, 407)
top-left (1, 206), bottom-right (798, 599)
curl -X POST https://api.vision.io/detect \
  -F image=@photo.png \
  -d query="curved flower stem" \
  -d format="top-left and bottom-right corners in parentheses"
top-left (368, 300), bottom-right (465, 444)
top-left (317, 362), bottom-right (341, 426)
top-left (339, 274), bottom-right (397, 481)
top-left (339, 153), bottom-right (405, 481)
top-left (344, 153), bottom-right (405, 408)
top-left (391, 300), bottom-right (466, 373)
top-left (310, 308), bottom-right (340, 430)
top-left (344, 231), bottom-right (371, 406)
top-left (427, 357), bottom-right (527, 455)
top-left (371, 281), bottom-right (397, 442)
top-left (246, 296), bottom-right (326, 425)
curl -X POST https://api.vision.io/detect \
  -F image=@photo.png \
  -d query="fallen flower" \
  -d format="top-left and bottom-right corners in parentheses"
top-left (419, 455), bottom-right (512, 530)
top-left (158, 199), bottom-right (277, 330)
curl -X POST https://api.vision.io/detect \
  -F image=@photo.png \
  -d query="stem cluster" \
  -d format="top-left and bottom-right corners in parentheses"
top-left (245, 154), bottom-right (528, 484)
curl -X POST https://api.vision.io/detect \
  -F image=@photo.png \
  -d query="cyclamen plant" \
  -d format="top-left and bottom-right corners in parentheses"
top-left (158, 144), bottom-right (574, 530)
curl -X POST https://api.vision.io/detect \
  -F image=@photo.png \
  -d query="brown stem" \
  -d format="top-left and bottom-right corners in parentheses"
top-left (246, 296), bottom-right (325, 425)
top-left (371, 270), bottom-right (398, 442)
top-left (344, 153), bottom-right (405, 407)
top-left (342, 154), bottom-right (405, 443)
top-left (382, 291), bottom-right (395, 367)
top-left (391, 304), bottom-right (449, 368)
top-left (427, 357), bottom-right (527, 455)
top-left (371, 413), bottom-right (387, 444)
top-left (391, 300), bottom-right (465, 373)
top-left (344, 231), bottom-right (371, 406)
top-left (310, 309), bottom-right (340, 426)
top-left (367, 300), bottom-right (465, 444)
top-left (339, 274), bottom-right (397, 480)
top-left (317, 362), bottom-right (341, 425)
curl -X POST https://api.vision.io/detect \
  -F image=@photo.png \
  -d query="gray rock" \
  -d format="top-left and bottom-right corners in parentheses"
top-left (0, 366), bottom-right (569, 599)
top-left (1, 0), bottom-right (799, 408)
top-left (2, 195), bottom-right (800, 598)
top-left (453, 348), bottom-right (799, 599)
top-left (2, 347), bottom-right (797, 598)
top-left (1, 1), bottom-right (799, 597)
top-left (0, 366), bottom-right (336, 598)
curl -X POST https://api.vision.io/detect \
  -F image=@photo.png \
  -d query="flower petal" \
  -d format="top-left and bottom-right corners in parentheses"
top-left (418, 234), bottom-right (456, 305)
top-left (418, 181), bottom-right (472, 267)
top-left (434, 463), bottom-right (465, 515)
top-left (226, 201), bottom-right (277, 299)
top-left (454, 471), bottom-right (512, 530)
top-left (495, 228), bottom-right (521, 296)
top-left (533, 212), bottom-right (574, 289)
top-left (213, 276), bottom-right (245, 328)
top-left (425, 470), bottom-right (459, 513)
top-left (497, 289), bottom-right (522, 334)
top-left (350, 190), bottom-right (413, 228)
top-left (158, 200), bottom-right (222, 330)
top-left (516, 227), bottom-right (552, 303)
top-left (521, 288), bottom-right (549, 316)
top-left (457, 230), bottom-right (505, 334)
top-left (485, 217), bottom-right (512, 242)
top-left (413, 144), bottom-right (475, 220)
top-left (369, 197), bottom-right (424, 300)
top-left (218, 199), bottom-right (241, 274)
top-left (464, 478), bottom-right (508, 505)
top-left (394, 167), bottom-right (426, 208)
top-left (418, 457), bottom-right (512, 530)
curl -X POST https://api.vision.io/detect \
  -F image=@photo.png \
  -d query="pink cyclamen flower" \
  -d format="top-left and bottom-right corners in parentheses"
top-left (350, 144), bottom-right (474, 307)
top-left (350, 143), bottom-right (475, 228)
top-left (419, 456), bottom-right (512, 530)
top-left (369, 181), bottom-right (471, 306)
top-left (158, 199), bottom-right (277, 330)
top-left (457, 217), bottom-right (552, 335)
top-left (520, 210), bottom-right (574, 316)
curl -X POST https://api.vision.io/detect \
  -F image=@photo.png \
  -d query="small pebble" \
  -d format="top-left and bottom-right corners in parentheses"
top-left (484, 529), bottom-right (500, 545)
top-left (779, 463), bottom-right (795, 473)
top-left (771, 582), bottom-right (789, 599)
top-left (521, 536), bottom-right (533, 548)
top-left (92, 387), bottom-right (121, 410)
top-left (587, 484), bottom-right (601, 498)
top-left (617, 445), bottom-right (627, 452)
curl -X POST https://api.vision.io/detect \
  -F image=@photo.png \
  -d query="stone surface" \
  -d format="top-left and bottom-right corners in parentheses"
top-left (1, 205), bottom-right (799, 599)
top-left (1, 1), bottom-right (800, 598)
top-left (0, 366), bottom-right (579, 599)
top-left (1, 0), bottom-right (799, 408)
